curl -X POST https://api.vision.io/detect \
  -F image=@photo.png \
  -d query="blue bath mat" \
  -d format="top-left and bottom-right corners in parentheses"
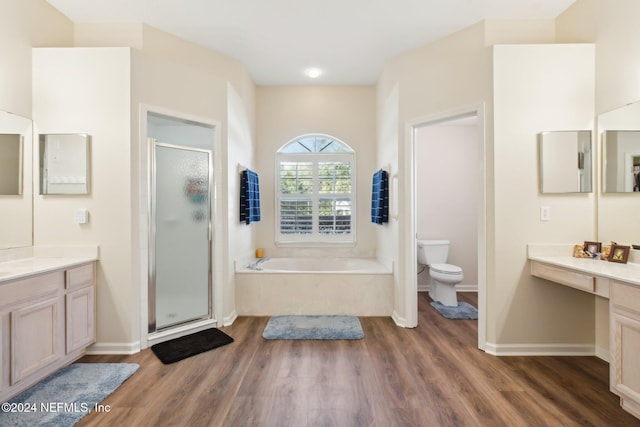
top-left (430, 301), bottom-right (478, 320)
top-left (263, 315), bottom-right (364, 340)
top-left (0, 363), bottom-right (139, 427)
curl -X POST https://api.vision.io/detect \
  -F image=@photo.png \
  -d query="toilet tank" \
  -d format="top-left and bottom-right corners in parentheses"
top-left (417, 239), bottom-right (449, 265)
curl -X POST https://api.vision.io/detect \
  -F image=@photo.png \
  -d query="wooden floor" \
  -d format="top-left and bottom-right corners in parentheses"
top-left (76, 293), bottom-right (640, 427)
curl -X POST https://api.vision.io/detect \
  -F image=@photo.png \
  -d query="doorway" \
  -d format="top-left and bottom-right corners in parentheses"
top-left (407, 106), bottom-right (486, 350)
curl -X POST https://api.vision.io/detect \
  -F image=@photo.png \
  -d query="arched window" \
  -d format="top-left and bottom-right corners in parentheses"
top-left (276, 134), bottom-right (355, 244)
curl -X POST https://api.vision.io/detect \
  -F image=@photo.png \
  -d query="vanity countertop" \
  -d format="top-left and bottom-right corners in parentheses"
top-left (528, 244), bottom-right (640, 286)
top-left (0, 245), bottom-right (99, 284)
top-left (0, 256), bottom-right (97, 284)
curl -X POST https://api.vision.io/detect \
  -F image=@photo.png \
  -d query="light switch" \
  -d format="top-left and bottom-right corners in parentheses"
top-left (540, 206), bottom-right (551, 222)
top-left (74, 208), bottom-right (89, 224)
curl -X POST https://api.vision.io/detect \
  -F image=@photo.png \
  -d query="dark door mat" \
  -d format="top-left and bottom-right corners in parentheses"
top-left (151, 328), bottom-right (234, 364)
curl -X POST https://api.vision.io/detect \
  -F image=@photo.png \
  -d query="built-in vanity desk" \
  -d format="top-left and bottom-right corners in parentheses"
top-left (528, 244), bottom-right (640, 420)
top-left (0, 247), bottom-right (98, 402)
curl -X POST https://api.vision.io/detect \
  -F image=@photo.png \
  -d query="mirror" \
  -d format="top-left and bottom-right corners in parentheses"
top-left (603, 131), bottom-right (640, 192)
top-left (39, 134), bottom-right (90, 195)
top-left (539, 130), bottom-right (592, 193)
top-left (597, 100), bottom-right (640, 247)
top-left (0, 110), bottom-right (33, 249)
top-left (0, 133), bottom-right (23, 195)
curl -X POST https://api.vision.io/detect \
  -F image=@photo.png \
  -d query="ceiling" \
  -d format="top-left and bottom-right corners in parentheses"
top-left (46, 0), bottom-right (576, 86)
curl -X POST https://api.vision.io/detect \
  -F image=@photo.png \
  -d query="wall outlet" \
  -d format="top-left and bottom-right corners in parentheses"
top-left (540, 206), bottom-right (551, 222)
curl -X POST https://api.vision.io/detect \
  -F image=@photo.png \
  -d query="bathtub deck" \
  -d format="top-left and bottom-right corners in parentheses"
top-left (235, 271), bottom-right (394, 316)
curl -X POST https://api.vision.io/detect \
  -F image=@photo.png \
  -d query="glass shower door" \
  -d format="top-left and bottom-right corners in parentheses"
top-left (152, 142), bottom-right (211, 330)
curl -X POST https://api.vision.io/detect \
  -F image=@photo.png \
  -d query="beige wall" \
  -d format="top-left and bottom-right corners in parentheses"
top-left (33, 47), bottom-right (135, 348)
top-left (557, 0), bottom-right (640, 359)
top-left (0, 0), bottom-right (72, 117)
top-left (377, 19), bottom-right (601, 351)
top-left (377, 22), bottom-right (492, 326)
top-left (492, 44), bottom-right (596, 348)
top-left (254, 86), bottom-right (377, 257)
top-left (5, 0), bottom-right (640, 357)
top-left (30, 17), bottom-right (256, 351)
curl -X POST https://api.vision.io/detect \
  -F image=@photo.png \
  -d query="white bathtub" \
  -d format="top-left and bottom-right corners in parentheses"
top-left (237, 257), bottom-right (391, 274)
top-left (235, 257), bottom-right (394, 316)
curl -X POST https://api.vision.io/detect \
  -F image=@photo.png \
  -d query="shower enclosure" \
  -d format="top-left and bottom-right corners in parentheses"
top-left (147, 111), bottom-right (215, 334)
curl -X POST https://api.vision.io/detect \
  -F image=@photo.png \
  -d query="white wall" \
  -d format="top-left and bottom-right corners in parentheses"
top-left (415, 123), bottom-right (479, 290)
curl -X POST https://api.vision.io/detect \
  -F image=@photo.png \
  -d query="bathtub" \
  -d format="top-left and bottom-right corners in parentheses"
top-left (235, 257), bottom-right (394, 316)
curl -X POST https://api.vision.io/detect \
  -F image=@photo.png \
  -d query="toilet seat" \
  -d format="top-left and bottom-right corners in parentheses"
top-left (430, 263), bottom-right (462, 275)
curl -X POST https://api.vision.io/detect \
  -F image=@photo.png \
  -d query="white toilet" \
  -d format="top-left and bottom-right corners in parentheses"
top-left (417, 239), bottom-right (464, 307)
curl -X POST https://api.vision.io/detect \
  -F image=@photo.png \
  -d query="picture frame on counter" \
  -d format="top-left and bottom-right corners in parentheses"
top-left (584, 241), bottom-right (602, 254)
top-left (608, 244), bottom-right (630, 264)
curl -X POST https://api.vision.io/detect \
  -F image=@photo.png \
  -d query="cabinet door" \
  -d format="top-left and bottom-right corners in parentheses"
top-left (612, 312), bottom-right (640, 409)
top-left (10, 297), bottom-right (61, 384)
top-left (66, 286), bottom-right (95, 353)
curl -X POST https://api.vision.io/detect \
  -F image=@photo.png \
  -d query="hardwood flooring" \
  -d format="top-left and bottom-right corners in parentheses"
top-left (76, 293), bottom-right (640, 426)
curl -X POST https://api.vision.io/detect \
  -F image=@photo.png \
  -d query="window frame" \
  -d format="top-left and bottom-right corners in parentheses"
top-left (275, 136), bottom-right (356, 246)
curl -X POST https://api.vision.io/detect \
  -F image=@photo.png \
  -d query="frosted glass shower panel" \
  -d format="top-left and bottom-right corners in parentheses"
top-left (155, 144), bottom-right (211, 329)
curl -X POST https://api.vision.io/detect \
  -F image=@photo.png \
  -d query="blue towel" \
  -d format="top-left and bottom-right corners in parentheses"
top-left (240, 169), bottom-right (261, 224)
top-left (371, 169), bottom-right (389, 224)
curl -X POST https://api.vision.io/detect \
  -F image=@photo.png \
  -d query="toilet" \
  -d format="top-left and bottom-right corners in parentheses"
top-left (417, 239), bottom-right (464, 307)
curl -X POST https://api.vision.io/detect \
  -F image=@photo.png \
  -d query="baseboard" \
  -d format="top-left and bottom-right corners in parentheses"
top-left (484, 342), bottom-right (596, 356)
top-left (223, 309), bottom-right (238, 326)
top-left (416, 284), bottom-right (478, 293)
top-left (391, 310), bottom-right (406, 327)
top-left (86, 341), bottom-right (141, 355)
top-left (595, 345), bottom-right (610, 363)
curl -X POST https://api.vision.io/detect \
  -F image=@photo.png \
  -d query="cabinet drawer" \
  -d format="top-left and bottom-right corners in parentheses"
top-left (612, 282), bottom-right (640, 315)
top-left (531, 261), bottom-right (594, 293)
top-left (65, 263), bottom-right (94, 290)
top-left (0, 271), bottom-right (62, 307)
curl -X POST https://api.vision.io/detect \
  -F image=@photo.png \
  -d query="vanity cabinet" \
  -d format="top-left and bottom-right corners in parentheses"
top-left (65, 263), bottom-right (95, 353)
top-left (610, 281), bottom-right (640, 418)
top-left (529, 252), bottom-right (640, 420)
top-left (0, 261), bottom-right (96, 402)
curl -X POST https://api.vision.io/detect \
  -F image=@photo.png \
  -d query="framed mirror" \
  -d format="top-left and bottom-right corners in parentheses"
top-left (603, 130), bottom-right (640, 193)
top-left (539, 130), bottom-right (592, 193)
top-left (39, 134), bottom-right (90, 195)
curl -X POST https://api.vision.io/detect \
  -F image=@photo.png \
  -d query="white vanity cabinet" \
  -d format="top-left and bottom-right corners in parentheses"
top-left (0, 261), bottom-right (96, 402)
top-left (610, 281), bottom-right (640, 418)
